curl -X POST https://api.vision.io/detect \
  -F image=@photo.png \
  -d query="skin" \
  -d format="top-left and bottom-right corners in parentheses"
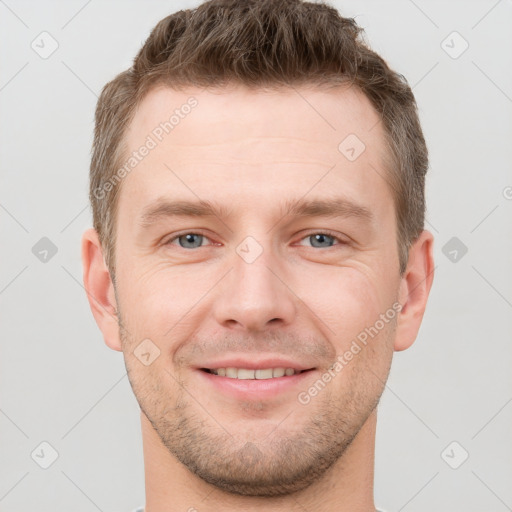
top-left (82, 84), bottom-right (434, 512)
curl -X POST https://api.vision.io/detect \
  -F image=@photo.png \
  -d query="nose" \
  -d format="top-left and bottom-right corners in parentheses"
top-left (212, 239), bottom-right (297, 332)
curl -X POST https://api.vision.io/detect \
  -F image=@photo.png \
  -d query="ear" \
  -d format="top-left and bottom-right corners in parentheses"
top-left (394, 230), bottom-right (435, 352)
top-left (81, 228), bottom-right (122, 352)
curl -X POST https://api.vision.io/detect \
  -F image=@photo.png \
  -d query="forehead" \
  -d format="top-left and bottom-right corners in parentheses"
top-left (126, 83), bottom-right (384, 150)
top-left (119, 83), bottom-right (393, 222)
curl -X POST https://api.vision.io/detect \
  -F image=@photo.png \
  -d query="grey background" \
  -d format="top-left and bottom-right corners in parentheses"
top-left (1, 0), bottom-right (511, 511)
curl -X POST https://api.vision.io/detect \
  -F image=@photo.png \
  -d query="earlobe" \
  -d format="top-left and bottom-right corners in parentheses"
top-left (81, 228), bottom-right (122, 352)
top-left (394, 230), bottom-right (435, 352)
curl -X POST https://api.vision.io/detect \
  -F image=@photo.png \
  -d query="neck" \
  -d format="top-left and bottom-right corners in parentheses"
top-left (141, 410), bottom-right (377, 512)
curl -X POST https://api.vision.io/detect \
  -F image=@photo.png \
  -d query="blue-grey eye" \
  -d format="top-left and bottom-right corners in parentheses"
top-left (308, 233), bottom-right (336, 248)
top-left (177, 233), bottom-right (204, 249)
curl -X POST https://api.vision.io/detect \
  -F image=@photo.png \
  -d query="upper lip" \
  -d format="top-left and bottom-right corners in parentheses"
top-left (195, 356), bottom-right (316, 372)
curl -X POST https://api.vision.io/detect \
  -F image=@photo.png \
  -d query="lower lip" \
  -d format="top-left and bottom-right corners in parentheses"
top-left (195, 369), bottom-right (317, 400)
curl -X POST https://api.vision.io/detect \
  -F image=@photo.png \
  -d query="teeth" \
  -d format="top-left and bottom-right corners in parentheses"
top-left (237, 368), bottom-right (254, 380)
top-left (226, 367), bottom-right (238, 378)
top-left (272, 368), bottom-right (285, 378)
top-left (209, 367), bottom-right (300, 379)
top-left (256, 368), bottom-right (274, 379)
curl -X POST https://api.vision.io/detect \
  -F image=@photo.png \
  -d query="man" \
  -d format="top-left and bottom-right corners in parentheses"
top-left (81, 0), bottom-right (434, 510)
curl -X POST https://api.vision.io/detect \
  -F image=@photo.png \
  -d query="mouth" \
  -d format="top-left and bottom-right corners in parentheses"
top-left (196, 365), bottom-right (317, 401)
top-left (200, 367), bottom-right (314, 379)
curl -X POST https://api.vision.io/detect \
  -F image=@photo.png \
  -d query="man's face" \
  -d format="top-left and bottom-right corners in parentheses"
top-left (114, 84), bottom-right (402, 496)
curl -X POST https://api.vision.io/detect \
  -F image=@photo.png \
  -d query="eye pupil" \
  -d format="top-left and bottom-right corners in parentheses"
top-left (310, 233), bottom-right (334, 248)
top-left (179, 233), bottom-right (203, 248)
top-left (170, 232), bottom-right (340, 250)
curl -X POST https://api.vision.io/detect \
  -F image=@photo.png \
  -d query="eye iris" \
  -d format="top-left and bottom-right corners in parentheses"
top-left (179, 233), bottom-right (203, 249)
top-left (310, 234), bottom-right (334, 248)
top-left (174, 233), bottom-right (336, 249)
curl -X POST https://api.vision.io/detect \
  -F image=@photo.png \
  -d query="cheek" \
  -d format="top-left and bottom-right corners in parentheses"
top-left (117, 261), bottom-right (217, 338)
top-left (301, 266), bottom-right (392, 342)
top-left (117, 245), bottom-right (399, 352)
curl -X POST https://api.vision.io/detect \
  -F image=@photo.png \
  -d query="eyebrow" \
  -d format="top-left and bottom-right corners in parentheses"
top-left (139, 199), bottom-right (233, 228)
top-left (282, 197), bottom-right (373, 221)
top-left (138, 197), bottom-right (373, 228)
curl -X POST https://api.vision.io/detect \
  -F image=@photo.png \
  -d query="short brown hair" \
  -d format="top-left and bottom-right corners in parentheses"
top-left (90, 0), bottom-right (428, 281)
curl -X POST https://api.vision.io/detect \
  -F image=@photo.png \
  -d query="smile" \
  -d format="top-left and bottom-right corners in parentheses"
top-left (201, 367), bottom-right (311, 379)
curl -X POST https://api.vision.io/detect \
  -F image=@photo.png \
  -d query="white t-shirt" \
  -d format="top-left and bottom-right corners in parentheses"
top-left (132, 508), bottom-right (386, 511)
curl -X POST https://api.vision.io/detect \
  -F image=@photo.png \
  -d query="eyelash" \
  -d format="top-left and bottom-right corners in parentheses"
top-left (164, 230), bottom-right (348, 249)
